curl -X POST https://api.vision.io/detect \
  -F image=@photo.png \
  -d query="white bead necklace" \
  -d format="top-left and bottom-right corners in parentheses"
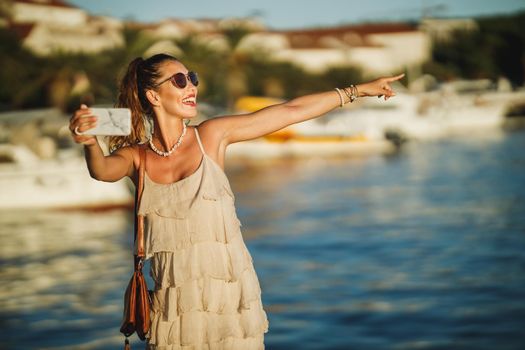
top-left (148, 120), bottom-right (187, 157)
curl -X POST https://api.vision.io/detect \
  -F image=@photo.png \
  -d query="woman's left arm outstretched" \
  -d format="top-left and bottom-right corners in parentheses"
top-left (204, 74), bottom-right (404, 146)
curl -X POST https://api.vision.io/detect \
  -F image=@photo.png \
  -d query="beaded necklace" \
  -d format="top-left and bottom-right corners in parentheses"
top-left (148, 120), bottom-right (187, 157)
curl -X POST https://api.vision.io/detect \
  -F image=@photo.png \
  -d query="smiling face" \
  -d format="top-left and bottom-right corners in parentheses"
top-left (152, 60), bottom-right (198, 119)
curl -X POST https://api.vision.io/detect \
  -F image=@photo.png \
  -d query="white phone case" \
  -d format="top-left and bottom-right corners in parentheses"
top-left (84, 108), bottom-right (131, 136)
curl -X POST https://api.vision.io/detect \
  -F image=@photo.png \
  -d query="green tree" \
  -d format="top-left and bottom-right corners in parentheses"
top-left (478, 12), bottom-right (525, 85)
top-left (222, 26), bottom-right (255, 108)
top-left (424, 11), bottom-right (525, 86)
top-left (0, 28), bottom-right (48, 110)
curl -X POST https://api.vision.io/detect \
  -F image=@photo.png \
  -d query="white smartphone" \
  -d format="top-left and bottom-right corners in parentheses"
top-left (83, 108), bottom-right (131, 136)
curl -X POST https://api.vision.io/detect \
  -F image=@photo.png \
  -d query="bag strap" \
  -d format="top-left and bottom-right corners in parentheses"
top-left (134, 145), bottom-right (146, 261)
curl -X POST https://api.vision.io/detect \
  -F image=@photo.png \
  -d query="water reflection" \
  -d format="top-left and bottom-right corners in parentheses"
top-left (228, 132), bottom-right (525, 349)
top-left (0, 210), bottom-right (134, 349)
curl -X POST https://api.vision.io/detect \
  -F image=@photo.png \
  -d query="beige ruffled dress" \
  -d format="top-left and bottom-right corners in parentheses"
top-left (138, 128), bottom-right (269, 349)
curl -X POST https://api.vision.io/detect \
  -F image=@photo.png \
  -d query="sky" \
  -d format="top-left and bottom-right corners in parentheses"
top-left (68, 0), bottom-right (525, 29)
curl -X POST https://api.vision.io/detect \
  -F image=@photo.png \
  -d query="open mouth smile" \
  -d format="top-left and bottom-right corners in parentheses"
top-left (182, 95), bottom-right (196, 107)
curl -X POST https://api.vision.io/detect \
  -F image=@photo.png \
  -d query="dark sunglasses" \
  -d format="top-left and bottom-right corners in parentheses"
top-left (155, 71), bottom-right (199, 89)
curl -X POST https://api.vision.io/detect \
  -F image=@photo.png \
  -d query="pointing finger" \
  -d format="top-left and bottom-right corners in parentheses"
top-left (386, 73), bottom-right (405, 82)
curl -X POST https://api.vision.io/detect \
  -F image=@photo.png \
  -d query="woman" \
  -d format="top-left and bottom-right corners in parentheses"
top-left (69, 53), bottom-right (403, 349)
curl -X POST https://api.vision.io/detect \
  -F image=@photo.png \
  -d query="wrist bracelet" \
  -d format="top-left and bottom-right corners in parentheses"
top-left (346, 85), bottom-right (358, 102)
top-left (334, 88), bottom-right (345, 107)
top-left (342, 87), bottom-right (352, 101)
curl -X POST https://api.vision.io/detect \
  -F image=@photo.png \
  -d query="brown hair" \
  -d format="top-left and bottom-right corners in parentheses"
top-left (108, 53), bottom-right (178, 152)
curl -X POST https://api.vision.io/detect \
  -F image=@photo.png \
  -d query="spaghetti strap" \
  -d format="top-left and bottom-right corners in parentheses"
top-left (194, 127), bottom-right (205, 155)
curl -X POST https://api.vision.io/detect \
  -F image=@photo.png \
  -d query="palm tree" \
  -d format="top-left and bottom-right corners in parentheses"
top-left (221, 25), bottom-right (254, 109)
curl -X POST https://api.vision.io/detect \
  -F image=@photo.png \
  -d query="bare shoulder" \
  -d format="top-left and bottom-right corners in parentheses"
top-left (195, 120), bottom-right (229, 165)
top-left (197, 114), bottom-right (242, 141)
top-left (196, 119), bottom-right (223, 146)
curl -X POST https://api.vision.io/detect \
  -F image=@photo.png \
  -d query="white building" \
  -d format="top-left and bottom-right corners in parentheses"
top-left (139, 17), bottom-right (265, 55)
top-left (238, 23), bottom-right (431, 77)
top-left (11, 0), bottom-right (87, 27)
top-left (8, 0), bottom-right (124, 55)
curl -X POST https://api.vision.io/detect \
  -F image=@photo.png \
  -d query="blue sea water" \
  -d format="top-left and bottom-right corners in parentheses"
top-left (1, 130), bottom-right (524, 350)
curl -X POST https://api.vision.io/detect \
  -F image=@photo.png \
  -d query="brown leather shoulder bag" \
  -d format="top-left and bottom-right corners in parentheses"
top-left (120, 145), bottom-right (151, 349)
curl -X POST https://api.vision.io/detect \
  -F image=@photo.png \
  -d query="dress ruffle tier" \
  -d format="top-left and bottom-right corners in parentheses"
top-left (148, 248), bottom-right (268, 349)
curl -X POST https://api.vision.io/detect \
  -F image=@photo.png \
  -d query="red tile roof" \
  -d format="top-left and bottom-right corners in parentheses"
top-left (13, 0), bottom-right (78, 9)
top-left (8, 23), bottom-right (35, 39)
top-left (273, 23), bottom-right (418, 49)
top-left (278, 23), bottom-right (417, 35)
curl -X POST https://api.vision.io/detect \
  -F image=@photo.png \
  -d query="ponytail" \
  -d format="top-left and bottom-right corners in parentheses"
top-left (108, 54), bottom-right (178, 152)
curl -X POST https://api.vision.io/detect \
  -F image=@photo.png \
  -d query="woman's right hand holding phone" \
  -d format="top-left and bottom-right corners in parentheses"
top-left (69, 104), bottom-right (98, 146)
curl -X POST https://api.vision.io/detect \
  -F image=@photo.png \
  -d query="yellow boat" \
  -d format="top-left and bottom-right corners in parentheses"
top-left (234, 96), bottom-right (284, 113)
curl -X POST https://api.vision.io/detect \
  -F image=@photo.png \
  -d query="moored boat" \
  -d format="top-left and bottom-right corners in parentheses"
top-left (0, 144), bottom-right (133, 210)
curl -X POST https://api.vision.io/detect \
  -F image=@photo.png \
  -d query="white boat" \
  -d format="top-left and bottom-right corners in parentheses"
top-left (0, 144), bottom-right (133, 210)
top-left (227, 136), bottom-right (395, 159)
top-left (325, 87), bottom-right (525, 141)
top-left (226, 86), bottom-right (524, 159)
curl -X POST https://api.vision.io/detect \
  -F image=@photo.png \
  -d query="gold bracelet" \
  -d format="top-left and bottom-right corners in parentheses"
top-left (341, 85), bottom-right (359, 104)
top-left (348, 85), bottom-right (358, 102)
